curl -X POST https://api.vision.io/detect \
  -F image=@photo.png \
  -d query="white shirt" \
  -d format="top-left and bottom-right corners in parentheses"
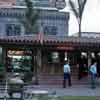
top-left (64, 64), bottom-right (70, 73)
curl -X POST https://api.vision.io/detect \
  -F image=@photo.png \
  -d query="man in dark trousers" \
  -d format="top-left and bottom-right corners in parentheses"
top-left (63, 60), bottom-right (72, 88)
top-left (89, 61), bottom-right (97, 89)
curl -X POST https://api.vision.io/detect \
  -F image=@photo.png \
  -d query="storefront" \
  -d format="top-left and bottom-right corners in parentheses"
top-left (0, 36), bottom-right (100, 85)
top-left (6, 48), bottom-right (33, 73)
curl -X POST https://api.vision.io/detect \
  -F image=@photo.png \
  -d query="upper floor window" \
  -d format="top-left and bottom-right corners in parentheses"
top-left (44, 26), bottom-right (57, 35)
top-left (6, 24), bottom-right (21, 36)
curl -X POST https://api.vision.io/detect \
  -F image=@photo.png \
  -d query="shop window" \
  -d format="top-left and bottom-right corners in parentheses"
top-left (47, 52), bottom-right (65, 63)
top-left (6, 49), bottom-right (33, 72)
top-left (52, 52), bottom-right (59, 62)
top-left (48, 52), bottom-right (59, 63)
top-left (6, 24), bottom-right (21, 36)
top-left (81, 52), bottom-right (87, 58)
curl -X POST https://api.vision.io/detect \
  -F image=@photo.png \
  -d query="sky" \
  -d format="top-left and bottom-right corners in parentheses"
top-left (62, 0), bottom-right (100, 35)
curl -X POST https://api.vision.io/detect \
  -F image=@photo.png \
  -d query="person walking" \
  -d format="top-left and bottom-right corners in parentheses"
top-left (89, 62), bottom-right (97, 89)
top-left (63, 60), bottom-right (72, 88)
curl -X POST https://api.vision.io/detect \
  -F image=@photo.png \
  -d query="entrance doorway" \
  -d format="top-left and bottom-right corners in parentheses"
top-left (67, 51), bottom-right (88, 80)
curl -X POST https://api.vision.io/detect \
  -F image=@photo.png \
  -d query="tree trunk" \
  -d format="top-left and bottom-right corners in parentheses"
top-left (78, 17), bottom-right (81, 37)
top-left (35, 48), bottom-right (42, 85)
top-left (77, 17), bottom-right (82, 37)
top-left (32, 49), bottom-right (38, 85)
top-left (79, 22), bottom-right (81, 37)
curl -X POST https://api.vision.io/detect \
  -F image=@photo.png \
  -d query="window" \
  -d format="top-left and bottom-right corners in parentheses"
top-left (44, 26), bottom-right (57, 35)
top-left (47, 51), bottom-right (65, 63)
top-left (52, 52), bottom-right (59, 63)
top-left (6, 49), bottom-right (33, 72)
top-left (48, 52), bottom-right (59, 63)
top-left (6, 24), bottom-right (21, 36)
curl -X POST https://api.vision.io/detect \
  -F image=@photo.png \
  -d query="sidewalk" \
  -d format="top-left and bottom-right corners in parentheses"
top-left (25, 85), bottom-right (100, 96)
top-left (0, 84), bottom-right (100, 97)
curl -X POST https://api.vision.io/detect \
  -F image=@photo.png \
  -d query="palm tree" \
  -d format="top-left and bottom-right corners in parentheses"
top-left (22, 0), bottom-right (39, 84)
top-left (23, 0), bottom-right (39, 34)
top-left (69, 0), bottom-right (87, 37)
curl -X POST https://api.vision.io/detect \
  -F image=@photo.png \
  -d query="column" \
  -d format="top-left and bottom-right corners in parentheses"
top-left (88, 51), bottom-right (91, 67)
top-left (34, 48), bottom-right (42, 85)
top-left (37, 49), bottom-right (42, 71)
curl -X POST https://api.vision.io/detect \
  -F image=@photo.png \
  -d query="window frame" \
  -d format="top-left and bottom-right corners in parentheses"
top-left (6, 24), bottom-right (21, 36)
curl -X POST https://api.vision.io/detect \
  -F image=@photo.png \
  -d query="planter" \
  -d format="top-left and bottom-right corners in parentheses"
top-left (8, 74), bottom-right (24, 98)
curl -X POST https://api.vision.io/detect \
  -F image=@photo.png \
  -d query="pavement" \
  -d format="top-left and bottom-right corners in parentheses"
top-left (25, 84), bottom-right (100, 96)
top-left (0, 84), bottom-right (100, 98)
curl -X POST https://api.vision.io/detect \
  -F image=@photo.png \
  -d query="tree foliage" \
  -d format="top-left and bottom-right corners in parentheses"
top-left (23, 0), bottom-right (39, 34)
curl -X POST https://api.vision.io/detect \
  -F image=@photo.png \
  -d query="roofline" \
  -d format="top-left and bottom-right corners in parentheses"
top-left (0, 6), bottom-right (69, 14)
top-left (0, 6), bottom-right (58, 10)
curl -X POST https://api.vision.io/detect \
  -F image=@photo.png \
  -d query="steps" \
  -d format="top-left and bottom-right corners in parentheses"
top-left (38, 73), bottom-right (90, 86)
top-left (37, 65), bottom-right (92, 86)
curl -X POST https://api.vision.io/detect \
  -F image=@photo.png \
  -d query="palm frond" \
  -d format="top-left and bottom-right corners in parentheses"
top-left (81, 0), bottom-right (87, 16)
top-left (78, 0), bottom-right (87, 17)
top-left (23, 0), bottom-right (39, 33)
top-left (69, 0), bottom-right (87, 37)
top-left (69, 0), bottom-right (79, 18)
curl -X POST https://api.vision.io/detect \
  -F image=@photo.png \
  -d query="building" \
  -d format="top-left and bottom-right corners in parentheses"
top-left (0, 7), bottom-right (69, 37)
top-left (81, 32), bottom-right (100, 38)
top-left (0, 0), bottom-right (100, 85)
top-left (0, 0), bottom-right (70, 84)
top-left (72, 32), bottom-right (100, 38)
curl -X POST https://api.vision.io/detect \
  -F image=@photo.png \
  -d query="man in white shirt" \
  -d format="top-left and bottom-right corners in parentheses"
top-left (63, 60), bottom-right (72, 88)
